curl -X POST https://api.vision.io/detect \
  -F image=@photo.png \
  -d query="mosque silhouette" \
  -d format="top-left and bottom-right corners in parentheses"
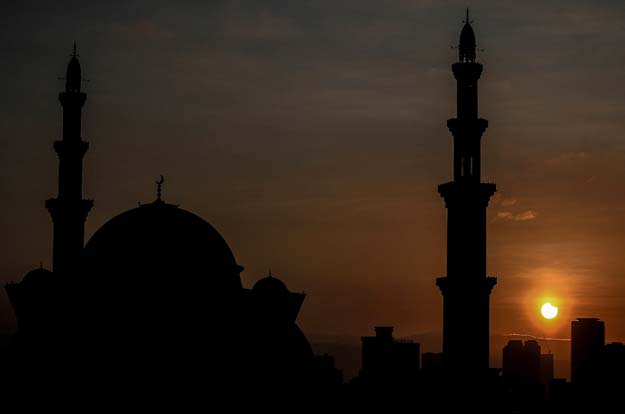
top-left (4, 10), bottom-right (625, 412)
top-left (4, 46), bottom-right (320, 399)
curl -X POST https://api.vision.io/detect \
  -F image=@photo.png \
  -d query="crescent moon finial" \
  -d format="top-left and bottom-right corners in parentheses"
top-left (155, 175), bottom-right (165, 200)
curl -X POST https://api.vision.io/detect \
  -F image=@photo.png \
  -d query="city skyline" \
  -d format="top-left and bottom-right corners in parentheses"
top-left (2, 1), bottom-right (625, 369)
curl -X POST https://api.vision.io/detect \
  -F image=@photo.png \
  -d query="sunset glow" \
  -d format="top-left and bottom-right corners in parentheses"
top-left (541, 302), bottom-right (559, 320)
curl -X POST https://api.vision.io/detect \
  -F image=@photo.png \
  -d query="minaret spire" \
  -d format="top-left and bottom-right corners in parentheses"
top-left (46, 45), bottom-right (93, 274)
top-left (436, 11), bottom-right (497, 374)
top-left (155, 175), bottom-right (164, 201)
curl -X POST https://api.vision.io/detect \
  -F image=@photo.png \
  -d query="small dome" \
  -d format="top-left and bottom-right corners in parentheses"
top-left (21, 267), bottom-right (53, 285)
top-left (253, 274), bottom-right (289, 296)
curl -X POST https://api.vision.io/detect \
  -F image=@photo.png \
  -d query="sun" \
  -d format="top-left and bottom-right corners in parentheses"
top-left (541, 302), bottom-right (558, 320)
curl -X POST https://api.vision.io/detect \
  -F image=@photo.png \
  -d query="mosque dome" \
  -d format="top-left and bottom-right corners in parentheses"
top-left (83, 199), bottom-right (243, 293)
top-left (21, 267), bottom-right (53, 285)
top-left (252, 274), bottom-right (289, 296)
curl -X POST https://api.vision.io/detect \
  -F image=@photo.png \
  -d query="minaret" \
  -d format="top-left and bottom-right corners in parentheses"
top-left (45, 44), bottom-right (93, 274)
top-left (436, 10), bottom-right (497, 374)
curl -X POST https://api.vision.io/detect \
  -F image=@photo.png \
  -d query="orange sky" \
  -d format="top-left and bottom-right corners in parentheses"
top-left (2, 1), bottom-right (625, 368)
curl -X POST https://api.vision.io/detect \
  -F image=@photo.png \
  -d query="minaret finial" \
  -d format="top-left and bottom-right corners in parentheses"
top-left (458, 9), bottom-right (477, 63)
top-left (64, 43), bottom-right (82, 92)
top-left (268, 268), bottom-right (272, 278)
top-left (156, 175), bottom-right (165, 201)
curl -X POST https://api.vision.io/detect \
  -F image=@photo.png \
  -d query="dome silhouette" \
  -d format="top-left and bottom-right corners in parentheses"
top-left (83, 200), bottom-right (243, 293)
top-left (253, 274), bottom-right (289, 295)
top-left (21, 267), bottom-right (53, 285)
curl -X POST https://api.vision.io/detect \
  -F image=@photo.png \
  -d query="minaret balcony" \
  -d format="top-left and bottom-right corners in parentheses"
top-left (438, 181), bottom-right (496, 208)
top-left (53, 140), bottom-right (89, 158)
top-left (451, 62), bottom-right (483, 81)
top-left (45, 198), bottom-right (94, 222)
top-left (436, 276), bottom-right (497, 295)
top-left (447, 118), bottom-right (488, 137)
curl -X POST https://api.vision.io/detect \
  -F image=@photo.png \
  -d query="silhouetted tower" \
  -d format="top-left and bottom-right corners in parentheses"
top-left (45, 44), bottom-right (93, 274)
top-left (571, 318), bottom-right (605, 385)
top-left (540, 353), bottom-right (554, 386)
top-left (436, 10), bottom-right (497, 374)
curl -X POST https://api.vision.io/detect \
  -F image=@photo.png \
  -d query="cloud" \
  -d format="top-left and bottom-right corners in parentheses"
top-left (507, 333), bottom-right (570, 342)
top-left (500, 197), bottom-right (517, 207)
top-left (496, 210), bottom-right (537, 222)
top-left (491, 193), bottom-right (517, 207)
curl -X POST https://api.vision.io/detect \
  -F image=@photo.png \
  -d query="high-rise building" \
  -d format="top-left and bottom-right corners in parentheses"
top-left (502, 340), bottom-right (541, 384)
top-left (571, 318), bottom-right (605, 385)
top-left (422, 352), bottom-right (445, 374)
top-left (436, 9), bottom-right (497, 374)
top-left (540, 353), bottom-right (554, 386)
top-left (360, 326), bottom-right (420, 383)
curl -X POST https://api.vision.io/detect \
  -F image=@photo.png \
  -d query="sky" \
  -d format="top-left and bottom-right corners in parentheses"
top-left (2, 0), bottom-right (625, 363)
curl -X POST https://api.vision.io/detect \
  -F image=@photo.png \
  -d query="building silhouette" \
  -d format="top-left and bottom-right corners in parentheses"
top-left (6, 11), bottom-right (625, 411)
top-left (45, 44), bottom-right (93, 276)
top-left (422, 351), bottom-right (445, 374)
top-left (540, 353), bottom-right (554, 386)
top-left (359, 326), bottom-right (420, 384)
top-left (3, 46), bottom-right (323, 398)
top-left (503, 340), bottom-right (541, 385)
top-left (436, 9), bottom-right (497, 374)
top-left (571, 318), bottom-right (605, 385)
top-left (599, 342), bottom-right (625, 394)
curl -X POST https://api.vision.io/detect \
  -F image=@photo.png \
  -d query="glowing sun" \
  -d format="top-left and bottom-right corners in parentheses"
top-left (541, 302), bottom-right (558, 320)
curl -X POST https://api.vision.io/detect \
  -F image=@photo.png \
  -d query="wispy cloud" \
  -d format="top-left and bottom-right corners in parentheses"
top-left (491, 193), bottom-right (518, 207)
top-left (501, 197), bottom-right (517, 207)
top-left (496, 210), bottom-right (537, 222)
top-left (507, 333), bottom-right (570, 342)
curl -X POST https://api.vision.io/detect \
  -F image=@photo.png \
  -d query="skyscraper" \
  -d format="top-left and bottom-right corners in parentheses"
top-left (503, 340), bottom-right (541, 384)
top-left (571, 318), bottom-right (605, 385)
top-left (360, 326), bottom-right (420, 383)
top-left (436, 10), bottom-right (497, 373)
top-left (540, 353), bottom-right (554, 386)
